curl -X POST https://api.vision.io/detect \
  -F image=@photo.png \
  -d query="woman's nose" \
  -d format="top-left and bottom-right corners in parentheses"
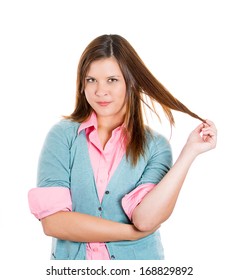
top-left (95, 82), bottom-right (109, 96)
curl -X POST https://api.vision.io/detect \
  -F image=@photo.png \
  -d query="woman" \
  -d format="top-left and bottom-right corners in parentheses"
top-left (28, 34), bottom-right (217, 260)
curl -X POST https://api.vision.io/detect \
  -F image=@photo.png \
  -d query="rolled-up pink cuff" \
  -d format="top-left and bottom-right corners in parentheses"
top-left (28, 187), bottom-right (72, 220)
top-left (121, 183), bottom-right (156, 220)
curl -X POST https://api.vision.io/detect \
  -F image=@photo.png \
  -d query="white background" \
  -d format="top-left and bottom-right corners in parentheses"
top-left (0, 0), bottom-right (237, 279)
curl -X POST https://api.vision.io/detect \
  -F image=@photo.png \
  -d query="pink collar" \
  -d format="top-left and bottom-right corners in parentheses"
top-left (77, 112), bottom-right (98, 135)
top-left (78, 112), bottom-right (125, 136)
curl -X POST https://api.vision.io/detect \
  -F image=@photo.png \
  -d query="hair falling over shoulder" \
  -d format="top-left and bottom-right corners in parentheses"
top-left (65, 34), bottom-right (205, 165)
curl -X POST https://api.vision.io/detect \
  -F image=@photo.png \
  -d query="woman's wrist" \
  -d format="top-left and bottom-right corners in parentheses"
top-left (179, 144), bottom-right (198, 164)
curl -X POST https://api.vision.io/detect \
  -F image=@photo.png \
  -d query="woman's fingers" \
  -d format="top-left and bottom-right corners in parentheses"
top-left (186, 119), bottom-right (217, 155)
top-left (201, 119), bottom-right (217, 148)
top-left (203, 120), bottom-right (217, 136)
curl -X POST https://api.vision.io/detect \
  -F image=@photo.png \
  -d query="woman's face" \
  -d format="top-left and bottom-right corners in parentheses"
top-left (84, 57), bottom-right (127, 124)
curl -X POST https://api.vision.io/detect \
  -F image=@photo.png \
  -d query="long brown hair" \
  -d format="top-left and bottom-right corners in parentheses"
top-left (65, 34), bottom-right (204, 165)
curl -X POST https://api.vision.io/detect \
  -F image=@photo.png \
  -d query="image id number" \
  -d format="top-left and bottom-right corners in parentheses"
top-left (139, 266), bottom-right (193, 276)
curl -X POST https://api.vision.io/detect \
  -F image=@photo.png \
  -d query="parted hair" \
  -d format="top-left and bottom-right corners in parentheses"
top-left (65, 34), bottom-right (204, 165)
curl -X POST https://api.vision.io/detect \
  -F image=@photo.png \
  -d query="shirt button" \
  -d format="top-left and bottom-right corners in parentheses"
top-left (105, 191), bottom-right (110, 195)
top-left (111, 255), bottom-right (115, 259)
top-left (98, 207), bottom-right (102, 211)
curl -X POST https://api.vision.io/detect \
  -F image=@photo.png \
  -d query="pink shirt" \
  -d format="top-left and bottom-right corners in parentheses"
top-left (28, 113), bottom-right (156, 260)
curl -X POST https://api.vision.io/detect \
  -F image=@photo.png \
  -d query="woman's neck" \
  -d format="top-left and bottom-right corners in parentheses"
top-left (97, 115), bottom-right (124, 133)
top-left (97, 115), bottom-right (125, 149)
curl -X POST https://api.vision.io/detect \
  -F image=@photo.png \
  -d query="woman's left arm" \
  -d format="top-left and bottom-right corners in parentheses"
top-left (132, 120), bottom-right (217, 232)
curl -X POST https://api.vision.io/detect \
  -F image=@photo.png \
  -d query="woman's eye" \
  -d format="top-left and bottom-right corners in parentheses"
top-left (86, 78), bottom-right (96, 83)
top-left (108, 78), bottom-right (118, 83)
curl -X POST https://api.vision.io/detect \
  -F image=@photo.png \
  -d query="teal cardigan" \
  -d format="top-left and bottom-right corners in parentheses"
top-left (37, 119), bottom-right (172, 260)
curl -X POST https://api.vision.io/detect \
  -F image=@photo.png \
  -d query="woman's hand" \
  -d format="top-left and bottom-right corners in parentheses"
top-left (184, 119), bottom-right (217, 158)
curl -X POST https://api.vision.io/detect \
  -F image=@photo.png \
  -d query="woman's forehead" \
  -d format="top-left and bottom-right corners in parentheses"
top-left (86, 57), bottom-right (122, 76)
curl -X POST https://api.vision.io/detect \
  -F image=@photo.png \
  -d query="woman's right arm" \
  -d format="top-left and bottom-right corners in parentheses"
top-left (32, 122), bottom-right (155, 243)
top-left (28, 186), bottom-right (153, 242)
top-left (41, 211), bottom-right (153, 242)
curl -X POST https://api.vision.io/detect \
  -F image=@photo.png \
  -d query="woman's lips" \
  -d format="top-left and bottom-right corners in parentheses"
top-left (97, 102), bottom-right (111, 106)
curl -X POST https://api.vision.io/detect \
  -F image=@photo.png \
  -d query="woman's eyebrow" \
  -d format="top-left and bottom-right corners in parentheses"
top-left (85, 75), bottom-right (121, 78)
top-left (107, 75), bottom-right (121, 78)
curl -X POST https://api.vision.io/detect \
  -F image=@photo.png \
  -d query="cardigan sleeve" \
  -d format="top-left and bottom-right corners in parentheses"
top-left (28, 121), bottom-right (77, 219)
top-left (37, 121), bottom-right (72, 188)
top-left (135, 133), bottom-right (173, 187)
top-left (122, 133), bottom-right (173, 220)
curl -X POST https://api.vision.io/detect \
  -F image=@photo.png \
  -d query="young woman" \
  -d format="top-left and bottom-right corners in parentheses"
top-left (28, 34), bottom-right (217, 260)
